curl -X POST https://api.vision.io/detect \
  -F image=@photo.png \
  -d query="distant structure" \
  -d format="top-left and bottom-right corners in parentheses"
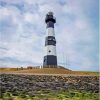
top-left (27, 66), bottom-right (40, 69)
top-left (43, 12), bottom-right (57, 67)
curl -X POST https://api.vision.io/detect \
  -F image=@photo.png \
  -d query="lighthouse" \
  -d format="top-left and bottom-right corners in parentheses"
top-left (43, 12), bottom-right (57, 67)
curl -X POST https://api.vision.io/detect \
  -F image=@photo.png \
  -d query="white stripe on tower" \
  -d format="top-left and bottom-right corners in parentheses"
top-left (46, 28), bottom-right (55, 36)
top-left (44, 45), bottom-right (56, 56)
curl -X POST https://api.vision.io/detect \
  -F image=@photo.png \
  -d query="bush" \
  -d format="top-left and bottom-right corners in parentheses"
top-left (3, 92), bottom-right (13, 100)
top-left (33, 96), bottom-right (39, 100)
top-left (68, 92), bottom-right (75, 98)
top-left (26, 95), bottom-right (33, 100)
top-left (19, 93), bottom-right (26, 98)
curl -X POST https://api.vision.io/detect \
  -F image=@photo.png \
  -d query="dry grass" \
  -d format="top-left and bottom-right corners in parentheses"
top-left (0, 68), bottom-right (18, 71)
top-left (0, 67), bottom-right (99, 76)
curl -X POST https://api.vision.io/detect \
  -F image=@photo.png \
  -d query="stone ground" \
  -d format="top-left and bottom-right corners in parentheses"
top-left (0, 74), bottom-right (99, 98)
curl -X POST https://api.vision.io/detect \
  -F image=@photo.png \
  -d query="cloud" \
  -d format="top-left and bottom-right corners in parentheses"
top-left (0, 0), bottom-right (99, 71)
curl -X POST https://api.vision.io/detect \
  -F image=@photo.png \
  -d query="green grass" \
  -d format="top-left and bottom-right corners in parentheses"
top-left (1, 90), bottom-right (99, 100)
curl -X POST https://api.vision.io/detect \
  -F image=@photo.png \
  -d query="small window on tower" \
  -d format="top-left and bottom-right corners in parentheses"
top-left (48, 50), bottom-right (51, 53)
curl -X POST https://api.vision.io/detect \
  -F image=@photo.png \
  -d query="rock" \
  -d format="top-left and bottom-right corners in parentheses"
top-left (0, 74), bottom-right (99, 96)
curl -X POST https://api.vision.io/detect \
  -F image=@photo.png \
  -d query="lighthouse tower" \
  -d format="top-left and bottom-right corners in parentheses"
top-left (43, 12), bottom-right (57, 67)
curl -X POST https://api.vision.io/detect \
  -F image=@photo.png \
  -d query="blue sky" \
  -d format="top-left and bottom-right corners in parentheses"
top-left (0, 0), bottom-right (99, 71)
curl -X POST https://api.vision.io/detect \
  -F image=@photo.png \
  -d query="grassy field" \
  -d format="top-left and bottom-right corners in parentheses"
top-left (1, 90), bottom-right (99, 100)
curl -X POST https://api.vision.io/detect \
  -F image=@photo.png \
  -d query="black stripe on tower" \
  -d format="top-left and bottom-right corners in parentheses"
top-left (46, 21), bottom-right (54, 28)
top-left (43, 55), bottom-right (57, 66)
top-left (45, 36), bottom-right (56, 46)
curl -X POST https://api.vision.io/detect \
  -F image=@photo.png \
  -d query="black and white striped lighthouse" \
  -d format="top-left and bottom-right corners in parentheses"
top-left (43, 12), bottom-right (57, 67)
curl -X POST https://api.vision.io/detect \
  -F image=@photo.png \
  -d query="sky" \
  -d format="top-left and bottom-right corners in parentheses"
top-left (0, 0), bottom-right (99, 71)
